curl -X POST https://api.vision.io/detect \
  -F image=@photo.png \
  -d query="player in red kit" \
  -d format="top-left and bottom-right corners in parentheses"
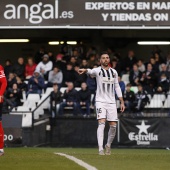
top-left (0, 65), bottom-right (7, 156)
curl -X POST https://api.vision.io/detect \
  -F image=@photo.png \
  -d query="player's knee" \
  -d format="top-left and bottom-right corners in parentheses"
top-left (98, 122), bottom-right (105, 129)
top-left (109, 121), bottom-right (117, 126)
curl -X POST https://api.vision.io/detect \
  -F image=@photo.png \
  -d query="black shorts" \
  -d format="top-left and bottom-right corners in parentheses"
top-left (0, 103), bottom-right (3, 121)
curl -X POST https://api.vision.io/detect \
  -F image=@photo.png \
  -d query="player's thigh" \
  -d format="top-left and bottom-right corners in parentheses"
top-left (106, 103), bottom-right (118, 122)
top-left (96, 102), bottom-right (107, 120)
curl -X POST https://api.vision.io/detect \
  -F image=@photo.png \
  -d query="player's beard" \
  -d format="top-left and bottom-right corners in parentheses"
top-left (102, 62), bottom-right (109, 67)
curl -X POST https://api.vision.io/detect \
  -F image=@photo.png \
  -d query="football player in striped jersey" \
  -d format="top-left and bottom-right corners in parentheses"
top-left (78, 51), bottom-right (125, 155)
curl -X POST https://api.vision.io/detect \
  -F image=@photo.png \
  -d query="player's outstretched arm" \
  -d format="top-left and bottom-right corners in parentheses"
top-left (78, 68), bottom-right (97, 77)
top-left (78, 68), bottom-right (87, 74)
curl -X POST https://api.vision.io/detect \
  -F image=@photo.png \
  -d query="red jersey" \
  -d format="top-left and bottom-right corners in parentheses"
top-left (25, 63), bottom-right (37, 77)
top-left (0, 65), bottom-right (7, 100)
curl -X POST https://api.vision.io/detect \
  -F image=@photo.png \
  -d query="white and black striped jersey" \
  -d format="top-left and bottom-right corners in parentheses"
top-left (87, 66), bottom-right (122, 104)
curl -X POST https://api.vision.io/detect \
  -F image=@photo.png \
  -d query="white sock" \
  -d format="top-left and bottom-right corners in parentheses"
top-left (106, 125), bottom-right (117, 148)
top-left (0, 149), bottom-right (4, 152)
top-left (97, 122), bottom-right (105, 151)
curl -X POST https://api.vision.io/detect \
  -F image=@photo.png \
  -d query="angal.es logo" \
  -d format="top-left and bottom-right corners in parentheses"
top-left (128, 120), bottom-right (158, 145)
top-left (3, 0), bottom-right (74, 24)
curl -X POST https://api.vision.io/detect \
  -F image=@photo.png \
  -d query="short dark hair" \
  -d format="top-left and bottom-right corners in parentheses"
top-left (53, 83), bottom-right (58, 86)
top-left (53, 66), bottom-right (59, 69)
top-left (100, 51), bottom-right (109, 58)
top-left (126, 83), bottom-right (132, 87)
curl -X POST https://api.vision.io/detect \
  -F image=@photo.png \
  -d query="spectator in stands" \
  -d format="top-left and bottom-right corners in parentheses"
top-left (47, 66), bottom-right (63, 89)
top-left (48, 51), bottom-right (55, 63)
top-left (72, 48), bottom-right (83, 63)
top-left (86, 65), bottom-right (97, 107)
top-left (149, 57), bottom-right (159, 73)
top-left (134, 84), bottom-right (149, 114)
top-left (49, 84), bottom-right (62, 118)
top-left (140, 63), bottom-right (157, 95)
top-left (59, 82), bottom-right (78, 115)
top-left (118, 76), bottom-right (125, 95)
top-left (123, 50), bottom-right (137, 73)
top-left (7, 72), bottom-right (17, 89)
top-left (129, 64), bottom-right (142, 86)
top-left (61, 45), bottom-right (71, 63)
top-left (88, 54), bottom-right (97, 68)
top-left (86, 46), bottom-right (96, 60)
top-left (107, 47), bottom-right (116, 61)
top-left (154, 52), bottom-right (165, 64)
top-left (27, 70), bottom-right (45, 96)
top-left (74, 65), bottom-right (87, 87)
top-left (4, 59), bottom-right (12, 78)
top-left (159, 63), bottom-right (170, 80)
top-left (156, 73), bottom-right (169, 94)
top-left (36, 54), bottom-right (53, 80)
top-left (62, 63), bottom-right (76, 86)
top-left (16, 76), bottom-right (27, 91)
top-left (111, 58), bottom-right (121, 76)
top-left (151, 45), bottom-right (162, 57)
top-left (25, 57), bottom-right (37, 79)
top-left (34, 46), bottom-right (46, 64)
top-left (77, 82), bottom-right (91, 117)
top-left (70, 56), bottom-right (78, 67)
top-left (137, 59), bottom-right (146, 73)
top-left (80, 59), bottom-right (89, 69)
top-left (54, 53), bottom-right (66, 71)
top-left (123, 83), bottom-right (136, 113)
top-left (5, 83), bottom-right (22, 110)
top-left (11, 57), bottom-right (25, 80)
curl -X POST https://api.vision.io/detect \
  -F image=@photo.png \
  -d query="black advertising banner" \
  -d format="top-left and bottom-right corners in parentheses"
top-left (119, 117), bottom-right (170, 147)
top-left (2, 115), bottom-right (22, 146)
top-left (4, 128), bottom-right (22, 146)
top-left (0, 0), bottom-right (170, 28)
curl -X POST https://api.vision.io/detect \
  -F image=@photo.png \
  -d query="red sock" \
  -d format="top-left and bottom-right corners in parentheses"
top-left (0, 122), bottom-right (4, 149)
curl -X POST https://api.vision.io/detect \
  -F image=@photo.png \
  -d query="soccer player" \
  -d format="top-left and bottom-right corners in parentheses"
top-left (0, 65), bottom-right (7, 156)
top-left (78, 51), bottom-right (125, 155)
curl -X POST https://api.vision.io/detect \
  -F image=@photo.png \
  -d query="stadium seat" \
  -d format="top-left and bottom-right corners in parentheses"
top-left (22, 113), bottom-right (32, 128)
top-left (23, 94), bottom-right (41, 108)
top-left (121, 74), bottom-right (129, 82)
top-left (21, 91), bottom-right (27, 102)
top-left (123, 81), bottom-right (129, 86)
top-left (147, 99), bottom-right (163, 108)
top-left (163, 95), bottom-right (170, 108)
top-left (152, 94), bottom-right (166, 101)
top-left (60, 87), bottom-right (67, 94)
top-left (33, 107), bottom-right (44, 119)
top-left (147, 94), bottom-right (152, 100)
top-left (75, 87), bottom-right (81, 91)
top-left (37, 94), bottom-right (50, 109)
top-left (10, 106), bottom-right (32, 115)
top-left (17, 106), bottom-right (31, 112)
top-left (45, 87), bottom-right (53, 95)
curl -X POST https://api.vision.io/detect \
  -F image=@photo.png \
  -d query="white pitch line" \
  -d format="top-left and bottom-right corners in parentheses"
top-left (54, 152), bottom-right (98, 170)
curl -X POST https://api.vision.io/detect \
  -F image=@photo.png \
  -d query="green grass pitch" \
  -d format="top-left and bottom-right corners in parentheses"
top-left (0, 148), bottom-right (170, 170)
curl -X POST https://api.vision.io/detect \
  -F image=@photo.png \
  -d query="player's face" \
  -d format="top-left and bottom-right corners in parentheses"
top-left (100, 54), bottom-right (110, 67)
